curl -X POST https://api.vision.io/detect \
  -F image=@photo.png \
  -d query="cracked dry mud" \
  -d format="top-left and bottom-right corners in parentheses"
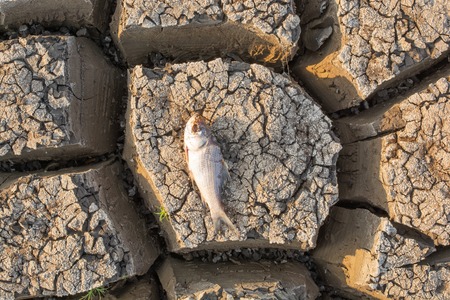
top-left (0, 161), bottom-right (159, 299)
top-left (338, 0), bottom-right (449, 98)
top-left (0, 0), bottom-right (111, 32)
top-left (338, 70), bottom-right (450, 246)
top-left (111, 0), bottom-right (300, 66)
top-left (0, 36), bottom-right (122, 161)
top-left (124, 58), bottom-right (341, 252)
top-left (157, 256), bottom-right (319, 300)
top-left (294, 0), bottom-right (450, 112)
top-left (379, 263), bottom-right (450, 300)
top-left (314, 207), bottom-right (448, 299)
top-left (0, 0), bottom-right (449, 299)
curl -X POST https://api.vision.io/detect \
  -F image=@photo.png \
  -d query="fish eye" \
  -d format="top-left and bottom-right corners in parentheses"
top-left (192, 124), bottom-right (199, 132)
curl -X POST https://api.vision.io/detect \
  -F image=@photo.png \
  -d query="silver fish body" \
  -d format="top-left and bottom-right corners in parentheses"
top-left (184, 113), bottom-right (237, 233)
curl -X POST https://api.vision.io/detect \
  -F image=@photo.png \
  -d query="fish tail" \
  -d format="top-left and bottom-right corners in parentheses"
top-left (211, 207), bottom-right (238, 234)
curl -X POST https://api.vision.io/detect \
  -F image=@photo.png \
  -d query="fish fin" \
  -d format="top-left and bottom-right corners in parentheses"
top-left (184, 145), bottom-right (189, 166)
top-left (184, 146), bottom-right (197, 188)
top-left (221, 159), bottom-right (231, 183)
top-left (211, 207), bottom-right (238, 235)
top-left (199, 195), bottom-right (207, 207)
top-left (188, 171), bottom-right (196, 190)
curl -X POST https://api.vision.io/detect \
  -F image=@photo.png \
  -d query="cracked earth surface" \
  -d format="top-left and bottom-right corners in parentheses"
top-left (338, 0), bottom-right (450, 99)
top-left (0, 0), bottom-right (449, 298)
top-left (112, 0), bottom-right (300, 66)
top-left (125, 58), bottom-right (341, 251)
top-left (0, 35), bottom-right (122, 162)
top-left (157, 257), bottom-right (319, 299)
top-left (313, 207), bottom-right (447, 299)
top-left (120, 0), bottom-right (300, 43)
top-left (0, 163), bottom-right (139, 299)
top-left (0, 0), bottom-right (110, 31)
top-left (379, 263), bottom-right (450, 299)
top-left (0, 37), bottom-right (72, 158)
top-left (381, 75), bottom-right (450, 246)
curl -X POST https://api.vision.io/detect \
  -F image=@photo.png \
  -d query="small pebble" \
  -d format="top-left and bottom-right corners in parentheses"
top-left (7, 32), bottom-right (18, 39)
top-left (88, 203), bottom-right (99, 213)
top-left (362, 101), bottom-right (369, 110)
top-left (128, 186), bottom-right (137, 197)
top-left (30, 24), bottom-right (44, 35)
top-left (252, 252), bottom-right (261, 260)
top-left (76, 28), bottom-right (88, 37)
top-left (18, 24), bottom-right (29, 37)
top-left (377, 89), bottom-right (389, 99)
top-left (183, 253), bottom-right (194, 261)
top-left (59, 27), bottom-right (70, 34)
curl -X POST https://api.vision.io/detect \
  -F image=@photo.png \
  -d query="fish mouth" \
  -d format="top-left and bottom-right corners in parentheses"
top-left (189, 113), bottom-right (207, 133)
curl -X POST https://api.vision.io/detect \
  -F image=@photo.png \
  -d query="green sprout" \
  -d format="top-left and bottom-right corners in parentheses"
top-left (79, 286), bottom-right (108, 300)
top-left (155, 206), bottom-right (169, 221)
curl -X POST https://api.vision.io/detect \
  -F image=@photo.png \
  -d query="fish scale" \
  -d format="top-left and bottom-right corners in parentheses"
top-left (190, 141), bottom-right (223, 205)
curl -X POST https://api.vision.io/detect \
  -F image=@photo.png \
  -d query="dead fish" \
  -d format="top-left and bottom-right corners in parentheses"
top-left (184, 113), bottom-right (238, 234)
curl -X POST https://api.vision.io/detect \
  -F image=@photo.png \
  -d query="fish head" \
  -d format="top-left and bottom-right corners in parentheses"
top-left (184, 113), bottom-right (211, 150)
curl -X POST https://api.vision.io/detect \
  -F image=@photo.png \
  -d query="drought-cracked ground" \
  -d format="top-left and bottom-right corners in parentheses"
top-left (337, 0), bottom-right (449, 99)
top-left (111, 0), bottom-right (301, 66)
top-left (0, 35), bottom-right (122, 161)
top-left (124, 59), bottom-right (341, 251)
top-left (0, 0), bottom-right (449, 299)
top-left (0, 162), bottom-right (158, 299)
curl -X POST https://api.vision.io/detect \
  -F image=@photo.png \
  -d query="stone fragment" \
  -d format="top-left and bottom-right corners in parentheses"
top-left (337, 70), bottom-right (450, 245)
top-left (124, 58), bottom-right (341, 252)
top-left (157, 256), bottom-right (319, 300)
top-left (313, 207), bottom-right (436, 299)
top-left (300, 0), bottom-right (329, 25)
top-left (0, 36), bottom-right (123, 161)
top-left (294, 0), bottom-right (450, 112)
top-left (302, 25), bottom-right (333, 52)
top-left (110, 0), bottom-right (300, 67)
top-left (0, 161), bottom-right (159, 299)
top-left (0, 0), bottom-right (111, 32)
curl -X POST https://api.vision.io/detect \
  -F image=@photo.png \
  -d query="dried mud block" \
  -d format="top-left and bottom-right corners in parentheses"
top-left (338, 71), bottom-right (450, 246)
top-left (313, 207), bottom-right (437, 299)
top-left (101, 275), bottom-right (160, 300)
top-left (124, 58), bottom-right (341, 252)
top-left (110, 0), bottom-right (300, 67)
top-left (0, 161), bottom-right (159, 299)
top-left (378, 263), bottom-right (450, 300)
top-left (0, 0), bottom-right (110, 32)
top-left (61, 274), bottom-right (160, 300)
top-left (293, 0), bottom-right (450, 112)
top-left (157, 256), bottom-right (319, 300)
top-left (0, 36), bottom-right (122, 161)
